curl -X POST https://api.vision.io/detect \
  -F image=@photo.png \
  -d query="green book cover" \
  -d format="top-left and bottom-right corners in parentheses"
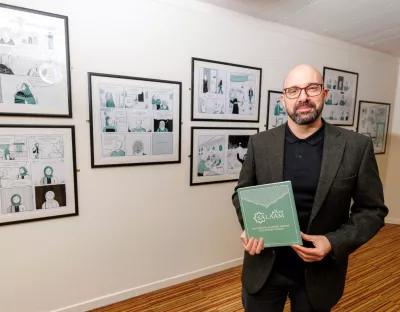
top-left (238, 181), bottom-right (302, 247)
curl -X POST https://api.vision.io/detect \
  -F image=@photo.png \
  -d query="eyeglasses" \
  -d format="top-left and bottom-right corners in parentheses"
top-left (283, 83), bottom-right (323, 99)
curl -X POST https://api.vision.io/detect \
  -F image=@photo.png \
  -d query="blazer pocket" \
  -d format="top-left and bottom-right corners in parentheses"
top-left (332, 175), bottom-right (357, 188)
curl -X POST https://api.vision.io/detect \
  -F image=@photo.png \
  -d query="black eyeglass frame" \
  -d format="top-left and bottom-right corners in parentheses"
top-left (283, 83), bottom-right (324, 99)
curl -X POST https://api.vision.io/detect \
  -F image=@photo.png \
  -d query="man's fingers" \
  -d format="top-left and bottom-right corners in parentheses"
top-left (256, 238), bottom-right (264, 254)
top-left (300, 232), bottom-right (315, 242)
top-left (250, 239), bottom-right (258, 255)
top-left (292, 246), bottom-right (323, 262)
top-left (245, 237), bottom-right (254, 252)
top-left (292, 245), bottom-right (324, 258)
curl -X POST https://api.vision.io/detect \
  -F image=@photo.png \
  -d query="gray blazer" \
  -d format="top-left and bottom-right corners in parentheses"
top-left (232, 122), bottom-right (388, 311)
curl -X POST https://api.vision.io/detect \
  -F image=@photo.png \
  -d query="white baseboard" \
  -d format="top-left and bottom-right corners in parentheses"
top-left (52, 257), bottom-right (243, 312)
top-left (386, 218), bottom-right (400, 225)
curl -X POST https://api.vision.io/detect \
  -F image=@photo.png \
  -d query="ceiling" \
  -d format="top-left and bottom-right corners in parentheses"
top-left (197, 0), bottom-right (400, 57)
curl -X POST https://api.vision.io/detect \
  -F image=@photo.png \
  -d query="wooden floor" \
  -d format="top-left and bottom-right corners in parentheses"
top-left (90, 224), bottom-right (400, 312)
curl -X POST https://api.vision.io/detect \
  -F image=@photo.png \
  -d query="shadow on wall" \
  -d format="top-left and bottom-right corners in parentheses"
top-left (381, 133), bottom-right (400, 221)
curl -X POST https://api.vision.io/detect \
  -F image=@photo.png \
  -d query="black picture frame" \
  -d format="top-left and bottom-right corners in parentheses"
top-left (356, 100), bottom-right (390, 155)
top-left (190, 126), bottom-right (259, 186)
top-left (88, 72), bottom-right (182, 168)
top-left (266, 90), bottom-right (286, 130)
top-left (191, 57), bottom-right (262, 123)
top-left (0, 124), bottom-right (78, 226)
top-left (322, 67), bottom-right (359, 126)
top-left (0, 3), bottom-right (72, 118)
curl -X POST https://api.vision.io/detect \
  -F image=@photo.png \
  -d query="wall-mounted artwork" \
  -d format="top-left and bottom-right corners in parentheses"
top-left (357, 101), bottom-right (390, 154)
top-left (191, 58), bottom-right (262, 122)
top-left (0, 4), bottom-right (71, 117)
top-left (89, 73), bottom-right (182, 168)
top-left (266, 90), bottom-right (286, 130)
top-left (322, 67), bottom-right (358, 126)
top-left (0, 125), bottom-right (78, 226)
top-left (190, 127), bottom-right (259, 185)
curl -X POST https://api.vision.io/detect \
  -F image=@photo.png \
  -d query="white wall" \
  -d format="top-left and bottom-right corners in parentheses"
top-left (0, 0), bottom-right (398, 311)
top-left (384, 62), bottom-right (400, 224)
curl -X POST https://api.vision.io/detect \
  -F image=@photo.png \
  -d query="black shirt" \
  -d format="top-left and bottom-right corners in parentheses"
top-left (273, 122), bottom-right (325, 281)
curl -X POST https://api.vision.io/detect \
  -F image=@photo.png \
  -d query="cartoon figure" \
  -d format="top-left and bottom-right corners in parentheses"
top-left (48, 32), bottom-right (54, 50)
top-left (0, 168), bottom-right (8, 187)
top-left (203, 74), bottom-right (208, 93)
top-left (132, 140), bottom-right (146, 156)
top-left (7, 194), bottom-right (26, 213)
top-left (213, 102), bottom-right (224, 114)
top-left (2, 145), bottom-right (11, 160)
top-left (32, 143), bottom-right (42, 159)
top-left (160, 100), bottom-right (169, 110)
top-left (248, 87), bottom-right (254, 104)
top-left (333, 79), bottom-right (337, 89)
top-left (274, 100), bottom-right (285, 115)
top-left (27, 64), bottom-right (40, 77)
top-left (48, 143), bottom-right (63, 158)
top-left (42, 191), bottom-right (60, 209)
top-left (17, 167), bottom-right (30, 180)
top-left (111, 140), bottom-right (125, 156)
top-left (131, 120), bottom-right (147, 132)
top-left (152, 95), bottom-right (161, 109)
top-left (14, 83), bottom-right (37, 104)
top-left (325, 93), bottom-right (333, 105)
top-left (237, 153), bottom-right (247, 164)
top-left (345, 112), bottom-right (349, 121)
top-left (218, 80), bottom-right (223, 94)
top-left (40, 166), bottom-right (58, 185)
top-left (104, 112), bottom-right (111, 126)
top-left (0, 28), bottom-right (15, 45)
top-left (327, 78), bottom-right (332, 89)
top-left (340, 111), bottom-right (345, 121)
top-left (0, 54), bottom-right (14, 75)
top-left (329, 110), bottom-right (334, 120)
top-left (105, 92), bottom-right (115, 108)
top-left (339, 93), bottom-right (347, 106)
top-left (156, 120), bottom-right (168, 132)
top-left (237, 86), bottom-right (245, 108)
top-left (344, 81), bottom-right (350, 91)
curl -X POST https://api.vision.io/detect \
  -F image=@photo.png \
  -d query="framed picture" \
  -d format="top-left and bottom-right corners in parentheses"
top-left (0, 3), bottom-right (72, 117)
top-left (0, 125), bottom-right (78, 226)
top-left (89, 73), bottom-right (182, 168)
top-left (190, 127), bottom-right (259, 186)
top-left (266, 90), bottom-right (287, 130)
top-left (357, 101), bottom-right (390, 154)
top-left (322, 67), bottom-right (359, 126)
top-left (191, 58), bottom-right (262, 122)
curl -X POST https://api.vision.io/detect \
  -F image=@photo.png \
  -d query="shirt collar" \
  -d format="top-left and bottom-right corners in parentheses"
top-left (285, 120), bottom-right (325, 146)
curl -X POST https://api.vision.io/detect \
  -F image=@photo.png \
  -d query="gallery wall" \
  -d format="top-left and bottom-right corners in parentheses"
top-left (0, 0), bottom-right (398, 311)
top-left (384, 63), bottom-right (400, 224)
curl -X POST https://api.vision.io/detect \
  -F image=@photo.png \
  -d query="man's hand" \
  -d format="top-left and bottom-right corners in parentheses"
top-left (291, 232), bottom-right (332, 262)
top-left (241, 230), bottom-right (264, 255)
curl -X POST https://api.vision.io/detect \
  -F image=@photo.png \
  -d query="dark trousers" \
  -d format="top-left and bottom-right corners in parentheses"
top-left (242, 270), bottom-right (330, 312)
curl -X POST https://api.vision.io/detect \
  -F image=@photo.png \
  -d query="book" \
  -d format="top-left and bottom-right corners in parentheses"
top-left (238, 181), bottom-right (302, 248)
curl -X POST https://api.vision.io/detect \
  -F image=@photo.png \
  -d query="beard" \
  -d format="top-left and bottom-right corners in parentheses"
top-left (287, 100), bottom-right (323, 125)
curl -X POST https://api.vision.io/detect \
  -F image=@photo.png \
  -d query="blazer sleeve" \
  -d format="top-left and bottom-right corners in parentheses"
top-left (232, 136), bottom-right (257, 230)
top-left (325, 137), bottom-right (389, 262)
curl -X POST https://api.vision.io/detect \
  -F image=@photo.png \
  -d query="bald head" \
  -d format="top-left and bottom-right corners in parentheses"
top-left (283, 64), bottom-right (323, 89)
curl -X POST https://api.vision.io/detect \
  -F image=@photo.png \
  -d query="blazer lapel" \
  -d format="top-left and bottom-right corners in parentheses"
top-left (307, 123), bottom-right (346, 231)
top-left (268, 124), bottom-right (286, 182)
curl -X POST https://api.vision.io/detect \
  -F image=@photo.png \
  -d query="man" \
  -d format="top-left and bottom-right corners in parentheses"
top-left (232, 64), bottom-right (388, 312)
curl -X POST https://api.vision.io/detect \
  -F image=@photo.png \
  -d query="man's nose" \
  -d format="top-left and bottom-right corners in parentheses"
top-left (298, 89), bottom-right (308, 102)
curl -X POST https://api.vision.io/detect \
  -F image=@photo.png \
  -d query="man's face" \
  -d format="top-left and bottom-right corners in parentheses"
top-left (133, 141), bottom-right (144, 154)
top-left (281, 68), bottom-right (328, 125)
